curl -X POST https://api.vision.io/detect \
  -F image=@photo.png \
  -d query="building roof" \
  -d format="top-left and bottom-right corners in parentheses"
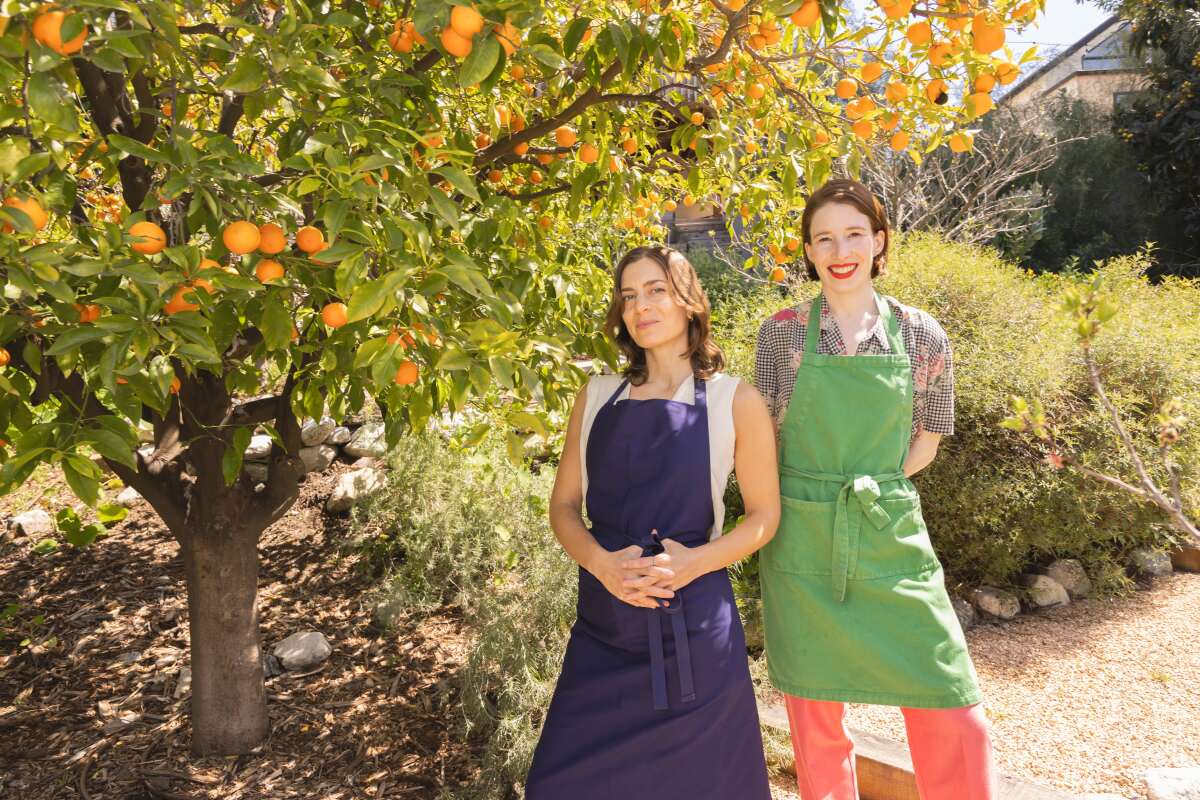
top-left (999, 13), bottom-right (1125, 104)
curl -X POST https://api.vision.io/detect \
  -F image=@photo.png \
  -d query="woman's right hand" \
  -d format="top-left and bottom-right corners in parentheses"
top-left (590, 545), bottom-right (676, 609)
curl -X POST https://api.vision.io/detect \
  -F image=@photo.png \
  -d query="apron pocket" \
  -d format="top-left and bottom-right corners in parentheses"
top-left (760, 496), bottom-right (837, 575)
top-left (854, 494), bottom-right (940, 579)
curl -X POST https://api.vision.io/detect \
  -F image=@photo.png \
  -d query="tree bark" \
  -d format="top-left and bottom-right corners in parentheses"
top-left (180, 519), bottom-right (269, 755)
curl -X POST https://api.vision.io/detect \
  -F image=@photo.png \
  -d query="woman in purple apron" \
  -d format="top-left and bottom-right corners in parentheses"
top-left (526, 246), bottom-right (781, 799)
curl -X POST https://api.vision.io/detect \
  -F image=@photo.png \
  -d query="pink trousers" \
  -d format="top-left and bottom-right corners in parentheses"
top-left (784, 695), bottom-right (997, 800)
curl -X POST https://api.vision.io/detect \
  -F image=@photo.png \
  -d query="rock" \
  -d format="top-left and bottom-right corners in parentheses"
top-left (352, 456), bottom-right (381, 469)
top-left (1145, 767), bottom-right (1200, 800)
top-left (1044, 558), bottom-right (1092, 599)
top-left (9, 509), bottom-right (53, 538)
top-left (301, 417), bottom-right (337, 447)
top-left (327, 426), bottom-right (352, 445)
top-left (244, 434), bottom-right (274, 461)
top-left (173, 667), bottom-right (191, 699)
top-left (1020, 574), bottom-right (1070, 608)
top-left (1130, 548), bottom-right (1173, 578)
top-left (115, 487), bottom-right (142, 508)
top-left (343, 421), bottom-right (387, 458)
top-left (273, 631), bottom-right (332, 671)
top-left (1169, 543), bottom-right (1200, 572)
top-left (971, 586), bottom-right (1020, 620)
top-left (154, 650), bottom-right (180, 668)
top-left (101, 711), bottom-right (143, 734)
top-left (299, 444), bottom-right (338, 473)
top-left (372, 596), bottom-right (407, 631)
top-left (327, 467), bottom-right (386, 513)
top-left (262, 652), bottom-right (285, 679)
top-left (244, 462), bottom-right (270, 483)
top-left (951, 595), bottom-right (976, 631)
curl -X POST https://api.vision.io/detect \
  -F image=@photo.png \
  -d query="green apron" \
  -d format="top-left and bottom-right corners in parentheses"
top-left (761, 292), bottom-right (982, 709)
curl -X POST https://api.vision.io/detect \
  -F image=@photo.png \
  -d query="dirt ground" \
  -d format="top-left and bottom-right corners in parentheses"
top-left (1, 462), bottom-right (479, 800)
top-left (3, 461), bottom-right (1197, 800)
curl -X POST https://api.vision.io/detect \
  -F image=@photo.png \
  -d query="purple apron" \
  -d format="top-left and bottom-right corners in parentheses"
top-left (526, 377), bottom-right (770, 799)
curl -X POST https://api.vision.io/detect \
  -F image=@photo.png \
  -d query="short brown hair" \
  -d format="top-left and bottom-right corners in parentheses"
top-left (604, 246), bottom-right (724, 386)
top-left (800, 178), bottom-right (890, 281)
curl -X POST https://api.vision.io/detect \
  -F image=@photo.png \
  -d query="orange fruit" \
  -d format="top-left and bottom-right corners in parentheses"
top-left (790, 1), bottom-right (819, 27)
top-left (163, 285), bottom-right (200, 314)
top-left (128, 220), bottom-right (166, 254)
top-left (255, 259), bottom-right (285, 283)
top-left (578, 142), bottom-right (600, 163)
top-left (388, 29), bottom-right (413, 52)
top-left (510, 64), bottom-right (525, 80)
top-left (538, 215), bottom-right (552, 230)
top-left (812, 129), bottom-right (830, 145)
top-left (786, 237), bottom-right (800, 252)
top-left (321, 302), bottom-right (349, 328)
top-left (889, 131), bottom-right (910, 150)
top-left (947, 13), bottom-right (970, 31)
top-left (881, 111), bottom-right (902, 130)
top-left (608, 155), bottom-right (625, 173)
top-left (169, 375), bottom-right (181, 394)
top-left (296, 225), bottom-right (325, 254)
top-left (966, 91), bottom-right (994, 116)
top-left (885, 81), bottom-right (908, 103)
top-left (682, 194), bottom-right (696, 207)
top-left (747, 82), bottom-right (767, 100)
top-left (2, 195), bottom-right (49, 232)
top-left (258, 222), bottom-right (287, 253)
top-left (851, 119), bottom-right (874, 139)
top-left (555, 125), bottom-right (577, 147)
top-left (487, 168), bottom-right (504, 182)
top-left (223, 220), bottom-right (260, 254)
top-left (948, 132), bottom-right (973, 152)
top-left (393, 360), bottom-right (419, 385)
top-left (972, 12), bottom-right (1005, 53)
top-left (861, 61), bottom-right (884, 82)
top-left (190, 277), bottom-right (214, 295)
top-left (450, 5), bottom-right (484, 38)
top-left (835, 78), bottom-right (857, 99)
top-left (536, 153), bottom-right (554, 166)
top-left (494, 20), bottom-right (521, 56)
top-left (663, 199), bottom-right (678, 212)
top-left (769, 266), bottom-right (786, 282)
top-left (622, 138), bottom-right (638, 154)
top-left (0, 348), bottom-right (8, 367)
top-left (925, 78), bottom-right (948, 104)
top-left (529, 169), bottom-right (543, 184)
top-left (995, 62), bottom-right (1019, 85)
top-left (974, 73), bottom-right (996, 92)
top-left (928, 42), bottom-right (953, 67)
top-left (877, 0), bottom-right (914, 19)
top-left (32, 9), bottom-right (88, 56)
top-left (513, 141), bottom-right (529, 155)
top-left (475, 132), bottom-right (492, 149)
top-left (906, 20), bottom-right (932, 45)
top-left (440, 26), bottom-right (472, 58)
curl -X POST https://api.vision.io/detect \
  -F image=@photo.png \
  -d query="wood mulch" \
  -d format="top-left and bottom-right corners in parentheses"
top-left (0, 461), bottom-right (480, 799)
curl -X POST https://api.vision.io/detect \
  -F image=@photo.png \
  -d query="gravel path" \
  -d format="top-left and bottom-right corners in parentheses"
top-left (834, 572), bottom-right (1200, 799)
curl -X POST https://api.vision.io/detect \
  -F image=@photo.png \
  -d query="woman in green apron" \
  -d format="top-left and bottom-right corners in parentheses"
top-left (754, 179), bottom-right (996, 800)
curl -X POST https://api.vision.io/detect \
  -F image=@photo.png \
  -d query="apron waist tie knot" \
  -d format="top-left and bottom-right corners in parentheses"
top-left (781, 465), bottom-right (907, 603)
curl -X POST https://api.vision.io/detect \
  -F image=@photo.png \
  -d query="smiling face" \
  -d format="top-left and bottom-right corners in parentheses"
top-left (804, 201), bottom-right (886, 297)
top-left (619, 257), bottom-right (692, 350)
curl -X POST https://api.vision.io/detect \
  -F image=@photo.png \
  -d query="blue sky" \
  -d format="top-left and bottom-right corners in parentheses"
top-left (1009, 0), bottom-right (1113, 53)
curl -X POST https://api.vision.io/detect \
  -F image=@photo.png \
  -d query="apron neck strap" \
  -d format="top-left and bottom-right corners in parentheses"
top-left (804, 294), bottom-right (824, 355)
top-left (805, 292), bottom-right (903, 356)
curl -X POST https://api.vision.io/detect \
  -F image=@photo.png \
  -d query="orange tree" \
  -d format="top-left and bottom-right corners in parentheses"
top-left (0, 0), bottom-right (1037, 754)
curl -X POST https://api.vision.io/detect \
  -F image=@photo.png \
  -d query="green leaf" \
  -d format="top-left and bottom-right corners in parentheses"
top-left (62, 455), bottom-right (100, 506)
top-left (529, 42), bottom-right (569, 70)
top-left (83, 427), bottom-right (137, 470)
top-left (27, 72), bottom-right (76, 130)
top-left (96, 502), bottom-right (128, 527)
top-left (45, 325), bottom-right (110, 356)
top-left (0, 137), bottom-right (30, 181)
top-left (222, 427), bottom-right (251, 487)
top-left (347, 271), bottom-right (406, 323)
top-left (460, 36), bottom-right (501, 88)
top-left (107, 133), bottom-right (169, 164)
top-left (435, 346), bottom-right (472, 371)
top-left (434, 166), bottom-right (481, 203)
top-left (353, 337), bottom-right (389, 370)
top-left (564, 17), bottom-right (592, 56)
top-left (220, 56), bottom-right (267, 93)
top-left (260, 291), bottom-right (293, 351)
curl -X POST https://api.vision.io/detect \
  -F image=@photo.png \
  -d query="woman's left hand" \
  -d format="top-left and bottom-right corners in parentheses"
top-left (621, 529), bottom-right (710, 594)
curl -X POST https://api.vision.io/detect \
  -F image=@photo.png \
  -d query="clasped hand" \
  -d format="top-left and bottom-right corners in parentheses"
top-left (591, 530), bottom-right (705, 609)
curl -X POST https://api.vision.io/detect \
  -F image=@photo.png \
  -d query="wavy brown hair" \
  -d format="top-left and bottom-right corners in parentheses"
top-left (800, 178), bottom-right (891, 281)
top-left (604, 246), bottom-right (724, 386)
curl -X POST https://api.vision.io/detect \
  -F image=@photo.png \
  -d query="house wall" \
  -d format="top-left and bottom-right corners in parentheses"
top-left (1003, 18), bottom-right (1131, 109)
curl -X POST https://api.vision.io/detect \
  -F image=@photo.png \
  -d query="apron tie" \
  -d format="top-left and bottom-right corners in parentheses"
top-left (782, 466), bottom-right (906, 603)
top-left (645, 530), bottom-right (696, 711)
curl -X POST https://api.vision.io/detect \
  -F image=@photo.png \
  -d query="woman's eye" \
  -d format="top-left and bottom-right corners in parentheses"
top-left (653, 287), bottom-right (665, 294)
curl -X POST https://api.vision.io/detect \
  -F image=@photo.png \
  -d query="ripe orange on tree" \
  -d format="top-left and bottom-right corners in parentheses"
top-left (0, 348), bottom-right (9, 367)
top-left (128, 220), bottom-right (166, 254)
top-left (255, 259), bottom-right (284, 284)
top-left (971, 12), bottom-right (1005, 54)
top-left (32, 8), bottom-right (88, 55)
top-left (440, 27), bottom-right (473, 58)
top-left (876, 0), bottom-right (914, 20)
top-left (885, 81), bottom-right (908, 103)
top-left (835, 78), bottom-right (857, 99)
top-left (321, 302), bottom-right (349, 328)
top-left (578, 142), bottom-right (600, 163)
top-left (163, 285), bottom-right (200, 315)
top-left (769, 266), bottom-right (786, 282)
top-left (889, 131), bottom-right (910, 150)
top-left (861, 61), bottom-right (884, 82)
top-left (258, 222), bottom-right (287, 254)
top-left (296, 225), bottom-right (325, 254)
top-left (449, 5), bottom-right (484, 38)
top-left (223, 220), bottom-right (260, 254)
top-left (513, 141), bottom-right (529, 155)
top-left (2, 195), bottom-right (49, 232)
top-left (393, 360), bottom-right (419, 385)
top-left (906, 20), bottom-right (932, 45)
top-left (555, 125), bottom-right (577, 147)
top-left (974, 73), bottom-right (997, 92)
top-left (948, 132), bottom-right (974, 152)
top-left (790, 1), bottom-right (819, 27)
